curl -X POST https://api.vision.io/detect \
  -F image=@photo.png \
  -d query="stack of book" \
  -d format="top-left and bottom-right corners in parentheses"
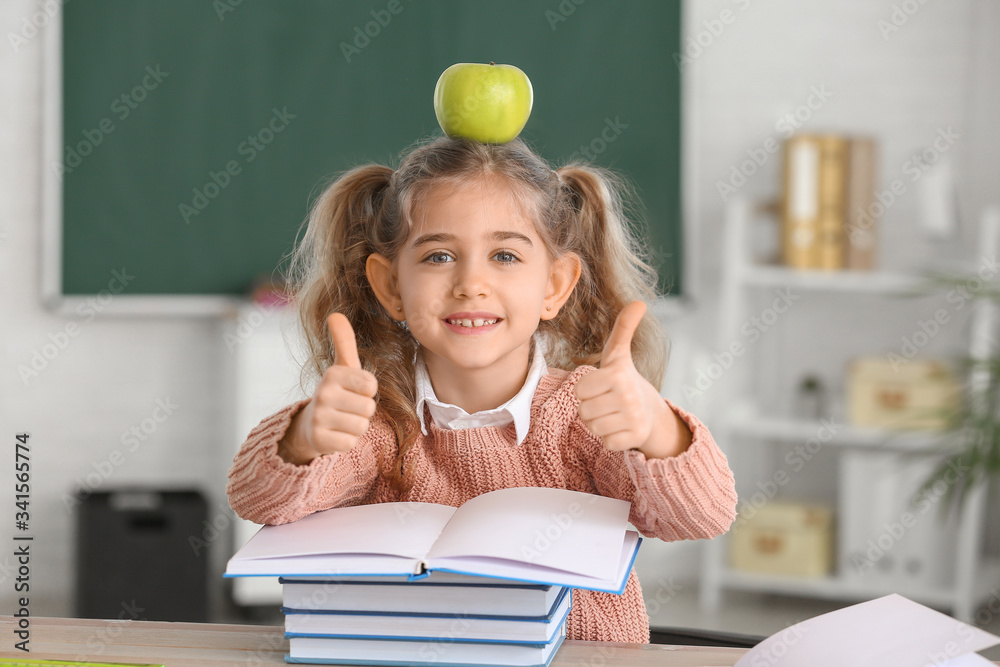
top-left (226, 487), bottom-right (641, 666)
top-left (278, 573), bottom-right (570, 665)
top-left (780, 133), bottom-right (879, 271)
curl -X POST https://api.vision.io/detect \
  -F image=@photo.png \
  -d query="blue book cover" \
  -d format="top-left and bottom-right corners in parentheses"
top-left (282, 589), bottom-right (572, 644)
top-left (279, 573), bottom-right (568, 618)
top-left (284, 628), bottom-right (567, 666)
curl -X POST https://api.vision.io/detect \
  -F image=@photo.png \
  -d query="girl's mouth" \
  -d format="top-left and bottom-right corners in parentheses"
top-left (443, 318), bottom-right (502, 334)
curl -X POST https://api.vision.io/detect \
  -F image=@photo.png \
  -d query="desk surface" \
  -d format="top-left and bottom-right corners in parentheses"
top-left (0, 617), bottom-right (747, 667)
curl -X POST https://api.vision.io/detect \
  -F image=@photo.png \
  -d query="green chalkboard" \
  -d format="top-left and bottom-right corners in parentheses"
top-left (60, 0), bottom-right (682, 297)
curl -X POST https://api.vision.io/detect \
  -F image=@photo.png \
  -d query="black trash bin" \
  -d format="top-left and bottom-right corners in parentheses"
top-left (75, 489), bottom-right (209, 622)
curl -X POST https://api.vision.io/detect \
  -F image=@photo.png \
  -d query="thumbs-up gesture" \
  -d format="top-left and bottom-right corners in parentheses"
top-left (575, 301), bottom-right (686, 457)
top-left (281, 313), bottom-right (379, 464)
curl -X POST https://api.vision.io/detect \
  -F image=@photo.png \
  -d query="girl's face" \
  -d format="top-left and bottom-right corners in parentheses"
top-left (367, 179), bottom-right (580, 377)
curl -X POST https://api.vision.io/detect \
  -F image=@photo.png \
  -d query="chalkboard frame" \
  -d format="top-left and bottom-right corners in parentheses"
top-left (41, 2), bottom-right (697, 318)
top-left (42, 5), bottom-right (244, 317)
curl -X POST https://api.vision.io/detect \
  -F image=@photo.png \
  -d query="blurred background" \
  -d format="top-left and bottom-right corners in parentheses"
top-left (1, 0), bottom-right (999, 653)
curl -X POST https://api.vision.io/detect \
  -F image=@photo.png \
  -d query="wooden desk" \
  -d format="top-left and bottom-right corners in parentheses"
top-left (0, 617), bottom-right (747, 666)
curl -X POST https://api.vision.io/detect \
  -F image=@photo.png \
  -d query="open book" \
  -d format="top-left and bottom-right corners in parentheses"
top-left (226, 486), bottom-right (641, 594)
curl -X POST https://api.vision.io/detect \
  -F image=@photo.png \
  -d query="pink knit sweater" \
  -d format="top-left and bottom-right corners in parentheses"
top-left (227, 365), bottom-right (737, 644)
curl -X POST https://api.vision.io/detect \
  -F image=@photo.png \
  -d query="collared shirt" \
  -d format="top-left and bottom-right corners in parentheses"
top-left (415, 333), bottom-right (549, 446)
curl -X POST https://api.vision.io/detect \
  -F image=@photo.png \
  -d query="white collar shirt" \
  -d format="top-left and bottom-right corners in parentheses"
top-left (414, 333), bottom-right (549, 446)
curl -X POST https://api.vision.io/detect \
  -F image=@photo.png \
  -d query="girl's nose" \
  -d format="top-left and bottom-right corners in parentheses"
top-left (453, 262), bottom-right (491, 299)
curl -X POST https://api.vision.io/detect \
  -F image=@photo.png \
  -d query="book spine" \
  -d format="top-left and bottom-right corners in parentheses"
top-left (410, 562), bottom-right (431, 581)
top-left (816, 135), bottom-right (848, 271)
top-left (782, 136), bottom-right (821, 269)
top-left (782, 134), bottom-right (849, 270)
top-left (844, 137), bottom-right (879, 270)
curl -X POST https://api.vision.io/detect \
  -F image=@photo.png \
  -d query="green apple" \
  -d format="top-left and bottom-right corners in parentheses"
top-left (433, 62), bottom-right (533, 144)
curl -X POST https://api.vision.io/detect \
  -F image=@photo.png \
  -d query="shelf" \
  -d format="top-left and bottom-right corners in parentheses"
top-left (741, 265), bottom-right (930, 294)
top-left (702, 198), bottom-right (999, 622)
top-left (714, 558), bottom-right (1000, 612)
top-left (728, 414), bottom-right (948, 452)
top-left (716, 567), bottom-right (957, 608)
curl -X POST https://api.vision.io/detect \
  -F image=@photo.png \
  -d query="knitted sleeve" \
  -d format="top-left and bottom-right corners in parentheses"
top-left (566, 396), bottom-right (737, 542)
top-left (226, 398), bottom-right (390, 525)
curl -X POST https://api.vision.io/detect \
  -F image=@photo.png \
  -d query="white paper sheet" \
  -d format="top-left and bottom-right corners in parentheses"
top-left (939, 654), bottom-right (997, 667)
top-left (734, 594), bottom-right (1000, 667)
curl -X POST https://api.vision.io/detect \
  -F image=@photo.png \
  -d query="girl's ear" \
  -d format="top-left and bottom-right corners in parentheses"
top-left (366, 253), bottom-right (405, 321)
top-left (542, 252), bottom-right (582, 320)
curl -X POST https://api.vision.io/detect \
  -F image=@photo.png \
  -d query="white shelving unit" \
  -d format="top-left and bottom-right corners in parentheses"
top-left (699, 197), bottom-right (999, 622)
top-left (741, 263), bottom-right (929, 293)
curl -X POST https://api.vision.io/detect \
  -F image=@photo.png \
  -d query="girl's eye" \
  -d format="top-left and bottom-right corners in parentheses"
top-left (423, 251), bottom-right (520, 264)
top-left (494, 251), bottom-right (518, 264)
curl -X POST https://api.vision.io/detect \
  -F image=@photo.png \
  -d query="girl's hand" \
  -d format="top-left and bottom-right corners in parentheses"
top-left (279, 313), bottom-right (378, 465)
top-left (575, 301), bottom-right (690, 458)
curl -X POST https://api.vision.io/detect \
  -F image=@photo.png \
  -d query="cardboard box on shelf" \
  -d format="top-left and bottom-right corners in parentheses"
top-left (730, 502), bottom-right (834, 578)
top-left (846, 357), bottom-right (961, 431)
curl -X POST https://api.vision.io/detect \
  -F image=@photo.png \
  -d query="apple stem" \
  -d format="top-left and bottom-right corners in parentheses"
top-left (489, 61), bottom-right (495, 66)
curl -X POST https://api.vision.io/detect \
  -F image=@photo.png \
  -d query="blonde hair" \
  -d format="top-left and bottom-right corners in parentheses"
top-left (284, 135), bottom-right (669, 494)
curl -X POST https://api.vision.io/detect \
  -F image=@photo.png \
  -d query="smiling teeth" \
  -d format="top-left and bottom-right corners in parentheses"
top-left (448, 318), bottom-right (498, 327)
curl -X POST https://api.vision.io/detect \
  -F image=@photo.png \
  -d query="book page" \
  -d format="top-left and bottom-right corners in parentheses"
top-left (425, 487), bottom-right (629, 579)
top-left (428, 530), bottom-right (640, 594)
top-left (226, 553), bottom-right (416, 577)
top-left (231, 502), bottom-right (456, 562)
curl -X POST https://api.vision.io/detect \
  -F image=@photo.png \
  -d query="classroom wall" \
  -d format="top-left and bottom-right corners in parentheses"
top-left (1, 0), bottom-right (997, 620)
top-left (1, 0), bottom-right (235, 616)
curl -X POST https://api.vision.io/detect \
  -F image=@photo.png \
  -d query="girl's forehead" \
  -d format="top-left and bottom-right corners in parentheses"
top-left (406, 180), bottom-right (542, 241)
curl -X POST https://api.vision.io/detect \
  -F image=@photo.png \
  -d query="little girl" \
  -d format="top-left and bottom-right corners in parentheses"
top-left (227, 135), bottom-right (737, 644)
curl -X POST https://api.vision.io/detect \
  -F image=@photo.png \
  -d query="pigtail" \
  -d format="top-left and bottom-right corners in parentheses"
top-left (283, 163), bottom-right (421, 494)
top-left (285, 164), bottom-right (393, 382)
top-left (551, 164), bottom-right (669, 390)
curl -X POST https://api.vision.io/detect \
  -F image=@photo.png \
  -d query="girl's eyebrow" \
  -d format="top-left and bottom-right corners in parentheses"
top-left (409, 231), bottom-right (534, 249)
